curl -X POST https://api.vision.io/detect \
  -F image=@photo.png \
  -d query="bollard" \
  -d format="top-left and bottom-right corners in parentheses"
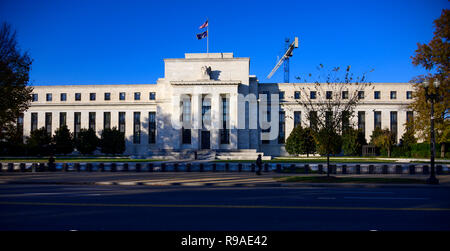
top-left (318, 164), bottom-right (323, 174)
top-left (212, 163), bottom-right (217, 172)
top-left (20, 163), bottom-right (26, 172)
top-left (290, 164), bottom-right (296, 173)
top-left (98, 163), bottom-right (105, 172)
top-left (161, 163), bottom-right (166, 172)
top-left (355, 164), bottom-right (361, 174)
top-left (199, 163), bottom-right (204, 172)
top-left (39, 163), bottom-right (46, 172)
top-left (225, 163), bottom-right (229, 172)
top-left (0, 163), bottom-right (2, 172)
top-left (31, 163), bottom-right (38, 173)
top-left (264, 163), bottom-right (269, 172)
top-left (7, 163), bottom-right (14, 172)
top-left (135, 163), bottom-right (141, 172)
top-left (110, 163), bottom-right (117, 172)
top-left (147, 163), bottom-right (154, 172)
top-left (395, 165), bottom-right (403, 174)
top-left (251, 163), bottom-right (255, 172)
top-left (331, 165), bottom-right (337, 174)
top-left (436, 165), bottom-right (443, 175)
top-left (409, 165), bottom-right (415, 175)
top-left (422, 165), bottom-right (429, 175)
top-left (174, 163), bottom-right (179, 172)
top-left (304, 164), bottom-right (309, 174)
top-left (238, 163), bottom-right (242, 172)
top-left (368, 165), bottom-right (374, 174)
top-left (186, 163), bottom-right (191, 172)
top-left (123, 163), bottom-right (129, 172)
top-left (87, 163), bottom-right (93, 172)
top-left (382, 165), bottom-right (388, 174)
top-left (342, 164), bottom-right (347, 174)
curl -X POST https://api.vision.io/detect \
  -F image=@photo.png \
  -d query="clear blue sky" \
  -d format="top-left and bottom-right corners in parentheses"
top-left (0, 0), bottom-right (448, 85)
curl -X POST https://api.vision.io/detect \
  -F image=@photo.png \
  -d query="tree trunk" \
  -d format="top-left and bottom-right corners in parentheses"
top-left (441, 143), bottom-right (445, 158)
top-left (327, 153), bottom-right (330, 177)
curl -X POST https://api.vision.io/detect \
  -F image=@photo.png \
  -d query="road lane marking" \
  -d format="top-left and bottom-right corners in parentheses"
top-left (0, 201), bottom-right (449, 211)
top-left (344, 196), bottom-right (429, 200)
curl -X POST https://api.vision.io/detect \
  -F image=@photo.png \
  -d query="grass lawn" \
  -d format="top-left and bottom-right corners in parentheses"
top-left (215, 158), bottom-right (400, 163)
top-left (274, 176), bottom-right (425, 184)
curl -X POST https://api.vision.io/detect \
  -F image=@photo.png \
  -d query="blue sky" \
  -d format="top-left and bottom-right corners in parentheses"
top-left (0, 0), bottom-right (448, 85)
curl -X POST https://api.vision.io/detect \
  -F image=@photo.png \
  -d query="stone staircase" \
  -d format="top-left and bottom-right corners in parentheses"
top-left (147, 149), bottom-right (270, 161)
top-left (214, 149), bottom-right (270, 160)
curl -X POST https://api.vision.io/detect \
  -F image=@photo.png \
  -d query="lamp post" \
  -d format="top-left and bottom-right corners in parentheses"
top-left (423, 79), bottom-right (440, 185)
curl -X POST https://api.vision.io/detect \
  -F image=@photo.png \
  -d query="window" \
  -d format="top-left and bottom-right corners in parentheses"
top-left (60, 93), bottom-right (67, 101)
top-left (119, 92), bottom-right (126, 100)
top-left (358, 91), bottom-right (364, 99)
top-left (134, 92), bottom-right (141, 100)
top-left (406, 91), bottom-right (413, 99)
top-left (31, 113), bottom-right (38, 131)
top-left (390, 111), bottom-right (398, 143)
top-left (325, 111), bottom-right (333, 128)
top-left (149, 92), bottom-right (156, 100)
top-left (17, 113), bottom-right (24, 138)
top-left (390, 91), bottom-right (397, 100)
top-left (104, 92), bottom-right (111, 101)
top-left (74, 112), bottom-right (81, 139)
top-left (342, 91), bottom-right (349, 99)
top-left (374, 111), bottom-right (381, 129)
top-left (279, 91), bottom-right (285, 100)
top-left (358, 111), bottom-right (365, 136)
top-left (89, 112), bottom-right (96, 130)
top-left (90, 93), bottom-right (96, 101)
top-left (294, 111), bottom-right (301, 128)
top-left (326, 91), bottom-right (332, 100)
top-left (310, 91), bottom-right (317, 99)
top-left (59, 112), bottom-right (67, 127)
top-left (46, 93), bottom-right (52, 102)
top-left (374, 91), bottom-right (380, 99)
top-left (342, 111), bottom-right (350, 132)
top-left (181, 96), bottom-right (191, 144)
top-left (45, 112), bottom-right (52, 135)
top-left (75, 93), bottom-right (81, 101)
top-left (278, 111), bottom-right (285, 144)
top-left (119, 112), bottom-right (126, 133)
top-left (133, 112), bottom-right (141, 144)
top-left (294, 91), bottom-right (300, 99)
top-left (148, 112), bottom-right (156, 144)
top-left (406, 111), bottom-right (414, 124)
top-left (309, 111), bottom-right (318, 131)
top-left (103, 112), bottom-right (111, 130)
top-left (220, 97), bottom-right (230, 144)
top-left (32, 94), bottom-right (38, 102)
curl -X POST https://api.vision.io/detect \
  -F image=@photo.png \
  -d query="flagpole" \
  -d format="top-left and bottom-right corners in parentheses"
top-left (207, 18), bottom-right (209, 54)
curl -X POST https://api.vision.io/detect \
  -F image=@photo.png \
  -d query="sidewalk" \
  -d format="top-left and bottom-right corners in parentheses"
top-left (1, 172), bottom-right (449, 188)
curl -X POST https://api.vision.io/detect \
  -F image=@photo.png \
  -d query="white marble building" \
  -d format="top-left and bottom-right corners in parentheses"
top-left (23, 53), bottom-right (415, 158)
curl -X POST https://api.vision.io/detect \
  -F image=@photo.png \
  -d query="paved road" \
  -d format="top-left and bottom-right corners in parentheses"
top-left (0, 183), bottom-right (449, 231)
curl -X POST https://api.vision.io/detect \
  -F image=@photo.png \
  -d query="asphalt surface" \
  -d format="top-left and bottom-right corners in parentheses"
top-left (1, 183), bottom-right (449, 231)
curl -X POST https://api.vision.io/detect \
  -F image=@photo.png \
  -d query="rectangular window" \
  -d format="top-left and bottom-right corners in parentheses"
top-left (119, 92), bottom-right (126, 100)
top-left (326, 91), bottom-right (332, 100)
top-left (325, 111), bottom-right (333, 128)
top-left (60, 93), bottom-right (67, 101)
top-left (342, 91), bottom-right (349, 99)
top-left (104, 92), bottom-right (111, 101)
top-left (31, 113), bottom-right (38, 131)
top-left (148, 112), bottom-right (156, 144)
top-left (133, 112), bottom-right (140, 144)
top-left (119, 112), bottom-right (126, 133)
top-left (342, 111), bottom-right (350, 132)
top-left (390, 111), bottom-right (398, 143)
top-left (17, 113), bottom-right (24, 139)
top-left (309, 111), bottom-right (318, 131)
top-left (374, 111), bottom-right (381, 129)
top-left (279, 91), bottom-right (285, 100)
top-left (59, 112), bottom-right (67, 127)
top-left (32, 94), bottom-right (38, 102)
top-left (390, 91), bottom-right (397, 100)
top-left (89, 112), bottom-right (96, 131)
top-left (45, 112), bottom-right (52, 135)
top-left (358, 111), bottom-right (365, 135)
top-left (220, 97), bottom-right (230, 144)
top-left (181, 96), bottom-right (191, 144)
top-left (406, 91), bottom-right (413, 99)
top-left (310, 91), bottom-right (317, 99)
top-left (278, 111), bottom-right (285, 144)
top-left (74, 112), bottom-right (81, 139)
top-left (294, 111), bottom-right (301, 128)
top-left (103, 112), bottom-right (111, 130)
top-left (46, 93), bottom-right (52, 102)
top-left (134, 92), bottom-right (141, 100)
top-left (149, 92), bottom-right (156, 100)
top-left (358, 91), bottom-right (364, 99)
top-left (374, 91), bottom-right (381, 99)
top-left (406, 111), bottom-right (414, 124)
top-left (75, 93), bottom-right (81, 101)
top-left (90, 93), bottom-right (96, 101)
top-left (294, 91), bottom-right (300, 99)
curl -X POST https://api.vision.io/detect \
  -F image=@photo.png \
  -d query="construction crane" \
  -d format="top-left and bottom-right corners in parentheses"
top-left (266, 37), bottom-right (299, 83)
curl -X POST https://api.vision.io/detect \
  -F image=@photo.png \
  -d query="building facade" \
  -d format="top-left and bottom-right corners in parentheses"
top-left (23, 53), bottom-right (415, 158)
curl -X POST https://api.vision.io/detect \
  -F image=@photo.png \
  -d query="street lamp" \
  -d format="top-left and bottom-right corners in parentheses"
top-left (423, 79), bottom-right (440, 185)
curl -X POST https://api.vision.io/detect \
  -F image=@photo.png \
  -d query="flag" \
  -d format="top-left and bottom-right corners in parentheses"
top-left (196, 30), bottom-right (208, 40)
top-left (199, 20), bottom-right (208, 29)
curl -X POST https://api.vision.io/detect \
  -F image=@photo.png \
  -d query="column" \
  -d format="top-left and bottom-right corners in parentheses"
top-left (229, 92), bottom-right (238, 149)
top-left (211, 92), bottom-right (221, 149)
top-left (191, 93), bottom-right (202, 149)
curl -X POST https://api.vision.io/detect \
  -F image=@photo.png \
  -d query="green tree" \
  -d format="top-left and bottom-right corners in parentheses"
top-left (285, 126), bottom-right (316, 157)
top-left (342, 128), bottom-right (366, 156)
top-left (372, 128), bottom-right (396, 157)
top-left (100, 127), bottom-right (125, 155)
top-left (315, 128), bottom-right (342, 176)
top-left (410, 9), bottom-right (449, 157)
top-left (0, 22), bottom-right (33, 141)
top-left (75, 128), bottom-right (99, 155)
top-left (53, 125), bottom-right (74, 155)
top-left (26, 127), bottom-right (52, 156)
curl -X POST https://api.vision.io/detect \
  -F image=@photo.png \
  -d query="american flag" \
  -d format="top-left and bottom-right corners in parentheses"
top-left (199, 20), bottom-right (208, 29)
